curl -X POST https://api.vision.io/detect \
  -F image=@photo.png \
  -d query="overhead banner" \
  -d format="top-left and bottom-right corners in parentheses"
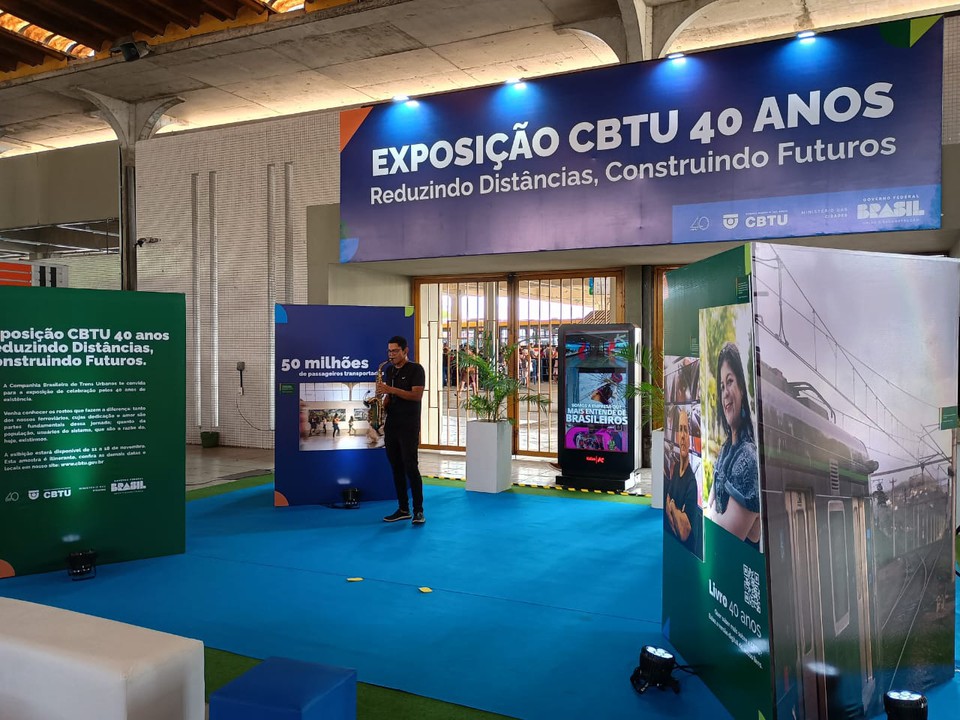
top-left (274, 304), bottom-right (415, 506)
top-left (0, 286), bottom-right (186, 578)
top-left (340, 17), bottom-right (942, 262)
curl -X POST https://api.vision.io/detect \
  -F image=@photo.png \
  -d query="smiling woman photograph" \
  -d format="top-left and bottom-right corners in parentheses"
top-left (705, 340), bottom-right (760, 548)
top-left (698, 301), bottom-right (762, 551)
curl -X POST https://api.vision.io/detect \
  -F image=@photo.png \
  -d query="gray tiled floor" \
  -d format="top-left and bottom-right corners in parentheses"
top-left (186, 444), bottom-right (557, 487)
top-left (186, 444), bottom-right (650, 494)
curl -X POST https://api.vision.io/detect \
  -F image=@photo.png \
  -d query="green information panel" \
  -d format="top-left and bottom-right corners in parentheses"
top-left (662, 245), bottom-right (771, 720)
top-left (0, 286), bottom-right (186, 577)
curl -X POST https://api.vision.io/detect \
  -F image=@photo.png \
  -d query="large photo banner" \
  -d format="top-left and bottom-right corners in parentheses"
top-left (662, 247), bottom-right (771, 720)
top-left (0, 286), bottom-right (186, 577)
top-left (754, 244), bottom-right (958, 719)
top-left (274, 304), bottom-right (415, 506)
top-left (340, 18), bottom-right (942, 262)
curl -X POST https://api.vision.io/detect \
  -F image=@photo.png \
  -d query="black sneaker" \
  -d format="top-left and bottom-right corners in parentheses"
top-left (383, 509), bottom-right (411, 522)
top-left (412, 511), bottom-right (425, 525)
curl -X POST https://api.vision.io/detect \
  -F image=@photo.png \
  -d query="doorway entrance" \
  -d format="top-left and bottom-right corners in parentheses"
top-left (415, 271), bottom-right (623, 456)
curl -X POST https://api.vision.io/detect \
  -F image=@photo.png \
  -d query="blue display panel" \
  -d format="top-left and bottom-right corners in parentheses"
top-left (274, 304), bottom-right (415, 506)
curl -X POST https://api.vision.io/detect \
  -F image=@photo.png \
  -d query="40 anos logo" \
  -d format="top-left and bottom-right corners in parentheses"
top-left (111, 480), bottom-right (147, 494)
top-left (4, 491), bottom-right (19, 502)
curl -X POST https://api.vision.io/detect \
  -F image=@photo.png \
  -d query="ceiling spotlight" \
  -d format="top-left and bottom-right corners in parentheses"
top-left (630, 645), bottom-right (679, 695)
top-left (110, 36), bottom-right (151, 62)
top-left (392, 94), bottom-right (410, 102)
top-left (667, 52), bottom-right (685, 60)
top-left (883, 690), bottom-right (927, 720)
top-left (797, 30), bottom-right (816, 41)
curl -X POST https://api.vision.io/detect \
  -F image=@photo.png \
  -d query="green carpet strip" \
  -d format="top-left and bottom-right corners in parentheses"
top-left (203, 648), bottom-right (512, 719)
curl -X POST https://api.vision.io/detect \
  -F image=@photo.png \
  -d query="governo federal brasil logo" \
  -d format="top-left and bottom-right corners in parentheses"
top-left (111, 479), bottom-right (147, 493)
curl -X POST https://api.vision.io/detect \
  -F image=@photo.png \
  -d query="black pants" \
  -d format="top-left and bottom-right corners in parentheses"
top-left (384, 422), bottom-right (422, 513)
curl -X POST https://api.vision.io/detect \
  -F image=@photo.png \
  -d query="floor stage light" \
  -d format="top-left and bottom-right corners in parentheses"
top-left (66, 549), bottom-right (97, 580)
top-left (630, 645), bottom-right (679, 695)
top-left (884, 690), bottom-right (927, 720)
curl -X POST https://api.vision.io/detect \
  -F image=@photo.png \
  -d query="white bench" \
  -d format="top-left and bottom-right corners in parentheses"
top-left (0, 597), bottom-right (204, 720)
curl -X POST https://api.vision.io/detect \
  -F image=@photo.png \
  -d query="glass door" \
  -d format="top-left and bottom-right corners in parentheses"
top-left (415, 270), bottom-right (622, 457)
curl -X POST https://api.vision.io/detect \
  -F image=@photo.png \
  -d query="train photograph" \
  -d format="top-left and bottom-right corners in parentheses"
top-left (752, 244), bottom-right (957, 720)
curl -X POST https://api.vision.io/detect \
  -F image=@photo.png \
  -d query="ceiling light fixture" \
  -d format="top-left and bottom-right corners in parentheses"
top-left (110, 36), bottom-right (151, 62)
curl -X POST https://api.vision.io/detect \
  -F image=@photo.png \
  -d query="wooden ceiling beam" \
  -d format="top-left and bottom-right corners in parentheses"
top-left (142, 0), bottom-right (204, 28)
top-left (237, 0), bottom-right (275, 13)
top-left (200, 0), bottom-right (247, 22)
top-left (86, 0), bottom-right (172, 36)
top-left (0, 26), bottom-right (68, 61)
top-left (0, 1), bottom-right (114, 48)
top-left (0, 45), bottom-right (31, 71)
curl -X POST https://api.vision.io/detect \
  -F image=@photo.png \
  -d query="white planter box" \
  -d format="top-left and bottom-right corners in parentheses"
top-left (465, 420), bottom-right (512, 493)
top-left (651, 429), bottom-right (665, 509)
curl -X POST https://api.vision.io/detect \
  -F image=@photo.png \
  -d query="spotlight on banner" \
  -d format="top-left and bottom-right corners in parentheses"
top-left (884, 690), bottom-right (927, 720)
top-left (66, 550), bottom-right (97, 580)
top-left (341, 487), bottom-right (361, 509)
top-left (630, 645), bottom-right (679, 694)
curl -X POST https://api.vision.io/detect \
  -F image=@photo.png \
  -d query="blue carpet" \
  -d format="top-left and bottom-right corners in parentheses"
top-left (1, 484), bottom-right (958, 720)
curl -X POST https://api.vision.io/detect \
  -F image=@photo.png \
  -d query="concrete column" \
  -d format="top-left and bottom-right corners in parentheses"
top-left (76, 89), bottom-right (183, 291)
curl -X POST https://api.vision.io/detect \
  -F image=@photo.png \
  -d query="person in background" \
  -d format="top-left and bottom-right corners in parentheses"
top-left (442, 342), bottom-right (450, 387)
top-left (377, 336), bottom-right (427, 525)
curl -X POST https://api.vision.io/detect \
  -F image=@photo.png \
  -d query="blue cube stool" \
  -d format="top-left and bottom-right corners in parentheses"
top-left (209, 656), bottom-right (357, 720)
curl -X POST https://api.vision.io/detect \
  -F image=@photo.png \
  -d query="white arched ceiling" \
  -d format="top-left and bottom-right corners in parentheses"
top-left (659, 0), bottom-right (960, 57)
top-left (559, 24), bottom-right (627, 64)
top-left (555, 0), bottom-right (645, 63)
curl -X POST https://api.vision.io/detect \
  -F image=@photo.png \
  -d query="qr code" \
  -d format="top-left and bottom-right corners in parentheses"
top-left (743, 564), bottom-right (761, 613)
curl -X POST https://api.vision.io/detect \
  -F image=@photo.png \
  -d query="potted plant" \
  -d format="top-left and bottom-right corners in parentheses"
top-left (458, 332), bottom-right (551, 492)
top-left (618, 344), bottom-right (665, 501)
top-left (621, 344), bottom-right (665, 439)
